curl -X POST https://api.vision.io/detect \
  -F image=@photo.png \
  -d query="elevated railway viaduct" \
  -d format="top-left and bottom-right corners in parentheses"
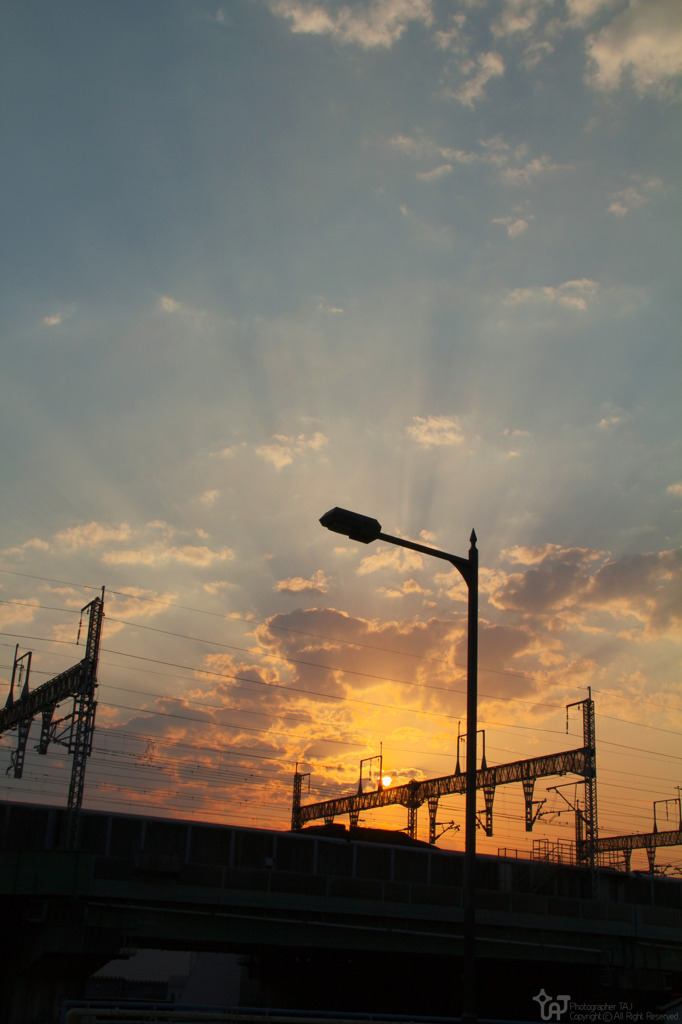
top-left (1, 801), bottom-right (681, 1022)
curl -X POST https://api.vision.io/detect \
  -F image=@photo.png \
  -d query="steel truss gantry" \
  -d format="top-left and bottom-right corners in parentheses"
top-left (0, 590), bottom-right (104, 849)
top-left (292, 695), bottom-right (597, 864)
top-left (596, 827), bottom-right (682, 873)
top-left (595, 795), bottom-right (682, 873)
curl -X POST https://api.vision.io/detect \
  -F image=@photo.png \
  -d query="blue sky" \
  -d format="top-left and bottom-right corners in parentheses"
top-left (1, 0), bottom-right (681, 866)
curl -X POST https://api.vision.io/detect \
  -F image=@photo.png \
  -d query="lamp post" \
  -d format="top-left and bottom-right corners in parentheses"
top-left (320, 507), bottom-right (478, 1023)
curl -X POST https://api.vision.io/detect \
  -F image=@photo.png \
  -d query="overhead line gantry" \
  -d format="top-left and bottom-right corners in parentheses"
top-left (0, 589), bottom-right (104, 849)
top-left (293, 693), bottom-right (599, 867)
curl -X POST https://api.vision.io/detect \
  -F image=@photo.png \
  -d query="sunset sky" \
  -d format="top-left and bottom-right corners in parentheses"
top-left (1, 0), bottom-right (680, 871)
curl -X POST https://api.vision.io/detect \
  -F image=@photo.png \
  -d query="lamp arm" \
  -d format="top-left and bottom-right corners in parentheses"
top-left (377, 532), bottom-right (472, 583)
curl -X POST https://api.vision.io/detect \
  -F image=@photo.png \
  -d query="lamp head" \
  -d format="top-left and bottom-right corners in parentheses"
top-left (320, 507), bottom-right (382, 544)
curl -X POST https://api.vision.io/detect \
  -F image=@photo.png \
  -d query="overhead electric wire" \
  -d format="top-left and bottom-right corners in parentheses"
top-left (2, 661), bottom-right (680, 781)
top-left (2, 627), bottom-right (559, 728)
top-left (101, 674), bottom-right (681, 759)
top-left (88, 726), bottom-right (681, 793)
top-left (2, 616), bottom-right (565, 714)
top-left (2, 576), bottom-right (680, 715)
top-left (2, 588), bottom-right (681, 781)
top-left (5, 626), bottom-right (680, 762)
top-left (103, 681), bottom-right (326, 732)
top-left (102, 615), bottom-right (682, 717)
top-left (18, 732), bottom-right (670, 831)
top-left (2, 572), bottom-right (680, 852)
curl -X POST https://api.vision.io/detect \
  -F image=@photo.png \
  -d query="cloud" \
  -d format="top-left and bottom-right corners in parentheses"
top-left (198, 489), bottom-right (220, 506)
top-left (356, 546), bottom-right (424, 576)
top-left (389, 133), bottom-right (478, 165)
top-left (478, 135), bottom-right (514, 167)
top-left (256, 606), bottom-right (560, 720)
top-left (493, 544), bottom-right (682, 639)
top-left (667, 483), bottom-right (682, 497)
top-left (0, 597), bottom-right (39, 630)
top-left (504, 278), bottom-right (598, 311)
top-left (267, 0), bottom-right (434, 49)
top-left (389, 133), bottom-right (481, 189)
top-left (42, 305), bottom-right (75, 327)
top-left (53, 522), bottom-right (133, 549)
top-left (255, 431), bottom-right (329, 469)
top-left (584, 549), bottom-right (682, 636)
top-left (389, 133), bottom-right (559, 193)
top-left (492, 545), bottom-right (602, 615)
top-left (102, 543), bottom-right (235, 568)
top-left (275, 570), bottom-right (332, 594)
top-left (500, 426), bottom-right (530, 456)
top-left (586, 0), bottom-right (682, 96)
top-left (316, 298), bottom-right (344, 314)
top-left (1, 519), bottom-right (235, 574)
top-left (478, 620), bottom-right (562, 689)
top-left (407, 414), bottom-right (465, 447)
top-left (148, 519), bottom-right (173, 532)
top-left (108, 587), bottom-right (177, 618)
top-left (597, 403), bottom-right (627, 429)
top-left (432, 13), bottom-right (466, 51)
top-left (502, 543), bottom-right (574, 566)
top-left (448, 51), bottom-right (505, 107)
top-left (52, 521), bottom-right (232, 566)
top-left (388, 134), bottom-right (425, 157)
top-left (255, 606), bottom-right (464, 707)
top-left (0, 536), bottom-right (50, 558)
top-left (203, 580), bottom-right (238, 595)
top-left (521, 40), bottom-right (554, 70)
top-left (491, 0), bottom-right (543, 39)
top-left (211, 443), bottom-right (245, 459)
top-left (566, 0), bottom-right (618, 27)
top-left (492, 216), bottom-right (530, 237)
top-left (416, 163), bottom-right (453, 182)
top-left (155, 295), bottom-right (212, 327)
top-left (378, 578), bottom-right (432, 599)
top-left (103, 587), bottom-right (178, 637)
top-left (503, 427), bottom-right (532, 440)
top-left (500, 153), bottom-right (562, 186)
top-left (608, 176), bottom-right (663, 216)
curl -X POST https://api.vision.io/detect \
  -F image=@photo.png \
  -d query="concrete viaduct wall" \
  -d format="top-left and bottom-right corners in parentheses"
top-left (1, 801), bottom-right (680, 1022)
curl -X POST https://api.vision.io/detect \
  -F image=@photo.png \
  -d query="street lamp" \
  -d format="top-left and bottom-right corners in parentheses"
top-left (320, 507), bottom-right (479, 1023)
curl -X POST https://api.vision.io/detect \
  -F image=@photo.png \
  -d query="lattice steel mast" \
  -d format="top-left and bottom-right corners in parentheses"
top-left (65, 592), bottom-right (105, 848)
top-left (567, 689), bottom-right (597, 870)
top-left (5, 647), bottom-right (33, 778)
top-left (0, 589), bottom-right (105, 849)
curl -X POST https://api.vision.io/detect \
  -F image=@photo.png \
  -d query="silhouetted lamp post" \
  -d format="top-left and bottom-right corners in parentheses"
top-left (320, 507), bottom-right (479, 1023)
